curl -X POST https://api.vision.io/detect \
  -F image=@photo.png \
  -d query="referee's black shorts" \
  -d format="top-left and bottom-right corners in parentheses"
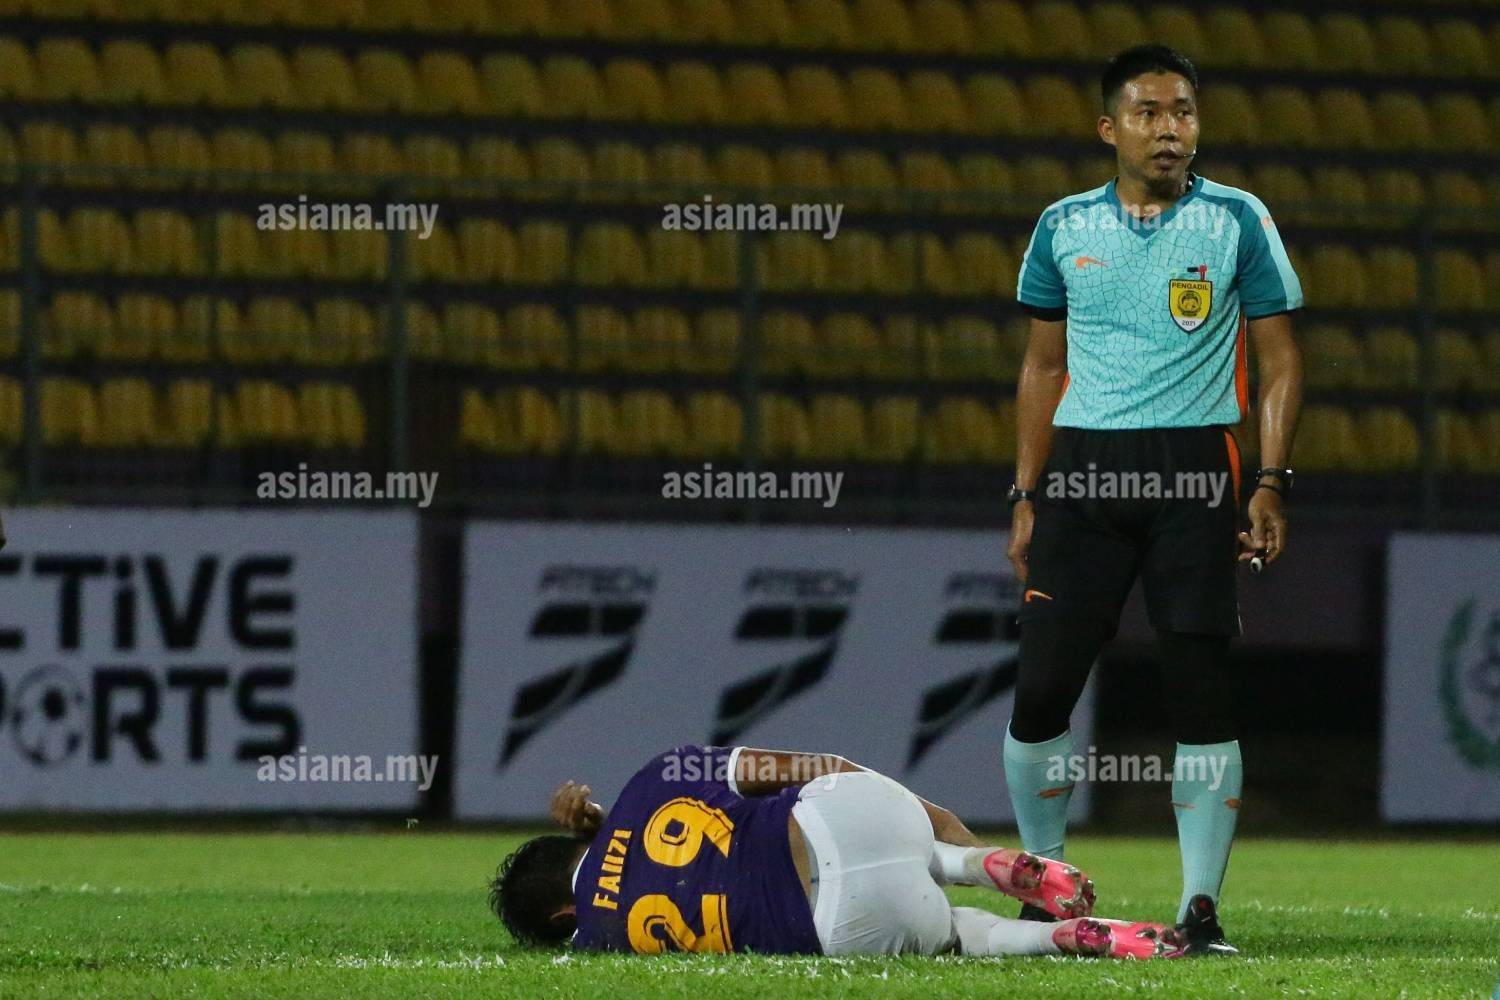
top-left (1017, 425), bottom-right (1244, 638)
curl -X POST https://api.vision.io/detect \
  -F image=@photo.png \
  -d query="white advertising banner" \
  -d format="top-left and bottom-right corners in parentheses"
top-left (455, 522), bottom-right (1094, 824)
top-left (1382, 533), bottom-right (1500, 821)
top-left (0, 509), bottom-right (420, 811)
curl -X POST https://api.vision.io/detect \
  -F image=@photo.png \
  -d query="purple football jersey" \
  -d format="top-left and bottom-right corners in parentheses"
top-left (572, 744), bottom-right (819, 955)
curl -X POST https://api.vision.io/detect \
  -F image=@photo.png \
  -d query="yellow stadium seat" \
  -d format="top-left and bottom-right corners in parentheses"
top-left (966, 74), bottom-right (1026, 135)
top-left (912, 0), bottom-right (972, 53)
top-left (96, 378), bottom-right (158, 448)
top-left (950, 233), bottom-right (1017, 298)
top-left (1300, 325), bottom-right (1364, 389)
top-left (41, 378), bottom-right (100, 447)
top-left (934, 316), bottom-right (1005, 380)
top-left (1318, 13), bottom-right (1378, 75)
top-left (561, 389), bottom-right (618, 455)
top-left (497, 387), bottom-right (565, 456)
top-left (1375, 16), bottom-right (1435, 77)
top-left (339, 131), bottom-right (402, 179)
top-left (1154, 6), bottom-right (1208, 64)
top-left (99, 40), bottom-right (167, 103)
top-left (364, 0), bottom-right (427, 30)
top-left (1304, 245), bottom-right (1365, 309)
top-left (1475, 412), bottom-right (1500, 472)
top-left (792, 0), bottom-right (856, 48)
top-left (1086, 3), bottom-right (1147, 60)
top-left (786, 65), bottom-right (849, 129)
top-left (907, 71), bottom-right (969, 133)
top-left (1355, 407), bottom-right (1420, 472)
top-left (1248, 166), bottom-right (1311, 223)
top-left (0, 291), bottom-right (18, 361)
top-left (531, 136), bottom-right (591, 189)
top-left (760, 311), bottom-right (817, 376)
top-left (44, 291), bottom-right (110, 359)
top-left (35, 38), bottom-right (101, 102)
top-left (19, 122), bottom-right (79, 171)
top-left (266, 226), bottom-right (333, 280)
top-left (131, 208), bottom-right (200, 276)
top-left (1313, 89), bottom-right (1376, 151)
top-left (618, 391), bottom-right (688, 458)
top-left (67, 209), bottom-right (133, 274)
top-left (763, 233), bottom-right (828, 292)
top-left (205, 211), bottom-right (260, 277)
top-left (972, 0), bottom-right (1034, 57)
top-left (1201, 84), bottom-right (1258, 146)
top-left (1433, 18), bottom-right (1491, 78)
top-left (443, 303), bottom-right (504, 367)
top-left (593, 140), bottom-right (650, 197)
top-left (690, 310), bottom-right (740, 375)
top-left (168, 297), bottom-right (229, 364)
top-left (504, 304), bottom-right (568, 371)
top-left (683, 392), bottom-right (742, 458)
top-left (1365, 248), bottom-right (1418, 309)
top-left (663, 62), bottom-right (727, 123)
top-left (1022, 77), bottom-right (1089, 139)
top-left (1436, 329), bottom-right (1484, 389)
top-left (274, 130), bottom-right (336, 180)
top-left (724, 63), bottom-right (789, 125)
top-left (1203, 9), bottom-right (1267, 68)
top-left (324, 229), bottom-right (387, 281)
top-left (458, 387), bottom-right (498, 451)
top-left (643, 229), bottom-right (706, 289)
top-left (1434, 410), bottom-right (1484, 474)
top-left (297, 382), bottom-right (339, 450)
top-left (233, 380), bottom-right (300, 444)
top-left (491, 0), bottom-right (550, 35)
top-left (807, 394), bottom-right (867, 460)
top-left (550, 0), bottom-right (613, 37)
top-left (865, 396), bottom-right (919, 461)
top-left (419, 52), bottom-right (484, 115)
top-left (290, 47), bottom-right (358, 111)
top-left (402, 134), bottom-right (463, 193)
top-left (821, 313), bottom-right (884, 378)
top-left (288, 0), bottom-right (366, 28)
top-left (159, 379), bottom-right (214, 447)
top-left (828, 230), bottom-right (897, 296)
top-left (1363, 327), bottom-right (1418, 389)
top-left (302, 299), bottom-right (376, 365)
top-left (575, 223), bottom-right (647, 287)
top-left (1028, 1), bottom-right (1091, 60)
top-left (1258, 87), bottom-right (1320, 148)
top-left (406, 223), bottom-right (459, 283)
top-left (835, 148), bottom-right (899, 208)
top-left (576, 306), bottom-right (630, 373)
top-left (1431, 171), bottom-right (1485, 223)
top-left (210, 129), bottom-right (274, 187)
top-left (1372, 92), bottom-right (1433, 152)
top-left (955, 153), bottom-right (1014, 206)
top-left (332, 384), bottom-right (365, 448)
top-left (0, 38), bottom-right (37, 101)
top-left (628, 307), bottom-right (693, 373)
top-left (145, 125), bottom-right (210, 178)
top-left (731, 0), bottom-right (796, 46)
top-left (541, 56), bottom-right (605, 120)
top-left (1487, 252), bottom-right (1500, 312)
top-left (847, 67), bottom-right (908, 131)
top-left (926, 397), bottom-right (1002, 464)
top-left (456, 219), bottom-right (518, 284)
top-left (672, 0), bottom-right (736, 42)
top-left (238, 297), bottom-right (309, 364)
top-left (229, 45), bottom-right (294, 108)
top-left (1366, 169), bottom-right (1425, 221)
top-left (1014, 156), bottom-right (1072, 201)
top-left (776, 147), bottom-right (837, 190)
top-left (356, 49), bottom-right (419, 113)
top-left (611, 0), bottom-right (674, 39)
top-left (715, 144), bottom-right (775, 191)
top-left (466, 137), bottom-right (530, 186)
top-left (0, 376), bottom-right (20, 445)
top-left (82, 124), bottom-right (148, 186)
top-left (480, 55), bottom-right (544, 117)
top-left (1430, 95), bottom-right (1489, 153)
top-left (515, 221), bottom-right (569, 285)
top-left (1295, 405), bottom-right (1360, 471)
top-left (758, 394), bottom-right (812, 461)
top-left (899, 151), bottom-right (959, 205)
top-left (887, 233), bottom-right (954, 296)
top-left (165, 42), bottom-right (230, 106)
top-left (852, 0), bottom-right (916, 51)
top-left (602, 59), bottom-right (666, 122)
top-left (1434, 251), bottom-right (1485, 314)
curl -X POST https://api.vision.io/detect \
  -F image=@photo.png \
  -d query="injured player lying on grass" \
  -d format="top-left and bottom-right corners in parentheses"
top-left (489, 744), bottom-right (1188, 959)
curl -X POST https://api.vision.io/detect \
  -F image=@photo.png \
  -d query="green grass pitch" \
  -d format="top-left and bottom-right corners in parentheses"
top-left (1, 831), bottom-right (1496, 998)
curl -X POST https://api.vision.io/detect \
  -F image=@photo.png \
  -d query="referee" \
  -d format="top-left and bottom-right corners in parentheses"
top-left (1004, 46), bottom-right (1303, 955)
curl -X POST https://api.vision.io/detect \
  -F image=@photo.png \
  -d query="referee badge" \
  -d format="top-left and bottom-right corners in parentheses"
top-left (1169, 265), bottom-right (1213, 333)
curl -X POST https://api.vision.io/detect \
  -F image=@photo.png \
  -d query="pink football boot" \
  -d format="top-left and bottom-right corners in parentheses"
top-left (979, 849), bottom-right (1096, 919)
top-left (1053, 918), bottom-right (1189, 959)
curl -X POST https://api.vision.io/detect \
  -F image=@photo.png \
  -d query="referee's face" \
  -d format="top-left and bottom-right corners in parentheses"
top-left (1099, 72), bottom-right (1199, 197)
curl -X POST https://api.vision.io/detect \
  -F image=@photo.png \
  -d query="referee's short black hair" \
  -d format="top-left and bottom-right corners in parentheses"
top-left (1101, 45), bottom-right (1199, 113)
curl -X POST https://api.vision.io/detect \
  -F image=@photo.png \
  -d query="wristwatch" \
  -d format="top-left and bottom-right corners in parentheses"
top-left (1253, 467), bottom-right (1294, 496)
top-left (1006, 485), bottom-right (1036, 507)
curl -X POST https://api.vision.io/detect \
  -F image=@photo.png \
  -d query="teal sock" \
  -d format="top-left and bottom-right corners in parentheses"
top-left (1003, 724), bottom-right (1075, 860)
top-left (1172, 740), bottom-right (1243, 922)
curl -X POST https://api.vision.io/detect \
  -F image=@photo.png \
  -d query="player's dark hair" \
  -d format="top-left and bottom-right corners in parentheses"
top-left (1101, 44), bottom-right (1198, 113)
top-left (490, 834), bottom-right (587, 948)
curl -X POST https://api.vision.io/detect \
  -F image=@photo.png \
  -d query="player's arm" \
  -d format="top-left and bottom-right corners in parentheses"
top-left (732, 748), bottom-right (984, 847)
top-left (1007, 316), bottom-right (1068, 583)
top-left (550, 780), bottom-right (603, 836)
top-left (1241, 312), bottom-right (1302, 566)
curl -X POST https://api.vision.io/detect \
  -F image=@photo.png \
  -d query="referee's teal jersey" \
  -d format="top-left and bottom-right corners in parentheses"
top-left (1017, 174), bottom-right (1303, 430)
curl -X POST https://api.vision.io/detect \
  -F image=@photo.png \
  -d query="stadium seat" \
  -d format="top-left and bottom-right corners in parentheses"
top-left (766, 233), bottom-right (830, 291)
top-left (724, 63), bottom-right (790, 126)
top-left (210, 129), bottom-right (274, 185)
top-left (303, 299), bottom-right (377, 366)
top-left (420, 52), bottom-right (485, 116)
top-left (758, 394), bottom-right (812, 461)
top-left (1086, 3), bottom-right (1148, 59)
top-left (950, 233), bottom-right (1016, 298)
top-left (663, 62), bottom-right (727, 124)
top-left (542, 57), bottom-right (606, 120)
top-left (1314, 90), bottom-right (1375, 151)
top-left (0, 38), bottom-right (37, 101)
top-left (505, 304), bottom-right (569, 371)
top-left (560, 389), bottom-right (617, 455)
top-left (325, 229), bottom-right (387, 281)
top-left (1306, 245), bottom-right (1368, 309)
top-left (907, 71), bottom-right (970, 133)
top-left (1028, 1), bottom-right (1091, 60)
top-left (160, 379), bottom-right (215, 447)
top-left (934, 315), bottom-right (1005, 380)
top-left (602, 59), bottom-right (666, 122)
top-left (169, 297), bottom-right (230, 364)
top-left (644, 229), bottom-right (707, 289)
top-left (0, 375), bottom-right (21, 446)
top-left (899, 151), bottom-right (960, 204)
top-left (1318, 13), bottom-right (1379, 75)
top-left (1355, 408), bottom-right (1420, 472)
top-left (466, 137), bottom-right (531, 186)
top-left (821, 313), bottom-right (885, 378)
top-left (165, 42), bottom-right (231, 106)
top-left (592, 141), bottom-right (651, 197)
top-left (760, 311), bottom-right (819, 375)
top-left (1363, 327), bottom-right (1419, 389)
top-left (791, 0), bottom-right (857, 49)
top-left (1430, 95), bottom-right (1490, 153)
top-left (965, 74), bottom-right (1026, 136)
top-left (443, 303), bottom-right (504, 368)
top-left (576, 306), bottom-right (631, 372)
top-left (1434, 410), bottom-right (1484, 474)
top-left (41, 378), bottom-right (100, 447)
top-left (1202, 84), bottom-right (1258, 146)
top-left (847, 68), bottom-right (909, 131)
top-left (1374, 16), bottom-right (1436, 78)
top-left (402, 135), bottom-right (463, 194)
top-left (630, 307), bottom-right (694, 373)
top-left (0, 291), bottom-right (18, 361)
top-left (1023, 77), bottom-right (1090, 138)
top-left (146, 125), bottom-right (212, 177)
top-left (494, 387), bottom-right (565, 456)
top-left (912, 0), bottom-right (973, 53)
top-left (230, 45), bottom-right (295, 108)
top-left (672, 0), bottom-right (737, 43)
top-left (852, 0), bottom-right (917, 51)
top-left (531, 137), bottom-right (592, 190)
top-left (683, 391), bottom-right (742, 458)
top-left (291, 47), bottom-right (359, 110)
top-left (1301, 325), bottom-right (1364, 389)
top-left (233, 380), bottom-right (300, 444)
top-left (1434, 251), bottom-right (1485, 314)
top-left (689, 310), bottom-right (740, 375)
top-left (100, 40), bottom-right (168, 104)
top-left (105, 293), bottom-right (169, 363)
top-left (575, 223), bottom-right (647, 287)
top-left (1373, 93), bottom-right (1434, 152)
top-left (44, 291), bottom-right (109, 359)
top-left (1203, 9), bottom-right (1268, 68)
top-left (786, 66), bottom-right (850, 129)
top-left (491, 0), bottom-right (550, 36)
top-left (35, 38), bottom-right (102, 102)
top-left (1365, 248), bottom-right (1419, 309)
top-left (82, 125), bottom-right (149, 186)
top-left (1151, 7), bottom-right (1208, 64)
top-left (887, 232), bottom-right (953, 296)
top-left (616, 391), bottom-right (687, 457)
top-left (866, 396), bottom-right (920, 461)
top-left (481, 55), bottom-right (545, 117)
top-left (827, 230), bottom-right (893, 294)
top-left (1435, 329), bottom-right (1484, 389)
top-left (357, 50), bottom-right (420, 114)
top-left (459, 388), bottom-right (499, 451)
top-left (238, 297), bottom-right (309, 364)
top-left (1295, 405), bottom-right (1360, 471)
top-left (1432, 18), bottom-right (1491, 78)
top-left (96, 378), bottom-right (158, 448)
top-left (365, 0), bottom-right (429, 31)
top-left (807, 394), bottom-right (867, 460)
top-left (66, 209), bottom-right (134, 274)
top-left (515, 221), bottom-right (570, 284)
top-left (456, 219), bottom-right (519, 284)
top-left (1258, 87), bottom-right (1320, 148)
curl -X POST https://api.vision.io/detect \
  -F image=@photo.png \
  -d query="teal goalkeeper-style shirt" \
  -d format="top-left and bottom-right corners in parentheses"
top-left (1016, 174), bottom-right (1303, 430)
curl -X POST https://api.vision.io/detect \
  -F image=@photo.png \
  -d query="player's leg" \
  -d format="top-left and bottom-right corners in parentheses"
top-left (928, 841), bottom-right (1095, 919)
top-left (1009, 428), bottom-right (1140, 864)
top-left (950, 908), bottom-right (1186, 958)
top-left (790, 770), bottom-right (960, 955)
top-left (1140, 426), bottom-right (1245, 953)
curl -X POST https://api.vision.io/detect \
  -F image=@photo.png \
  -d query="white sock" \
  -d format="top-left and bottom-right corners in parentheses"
top-left (950, 906), bottom-right (1060, 956)
top-left (929, 842), bottom-right (984, 884)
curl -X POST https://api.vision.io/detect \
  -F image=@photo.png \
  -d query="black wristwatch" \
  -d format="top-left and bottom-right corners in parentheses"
top-left (1253, 467), bottom-right (1294, 496)
top-left (1006, 485), bottom-right (1036, 507)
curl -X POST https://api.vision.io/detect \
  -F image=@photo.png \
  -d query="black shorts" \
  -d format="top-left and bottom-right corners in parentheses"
top-left (1018, 425), bottom-right (1244, 638)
